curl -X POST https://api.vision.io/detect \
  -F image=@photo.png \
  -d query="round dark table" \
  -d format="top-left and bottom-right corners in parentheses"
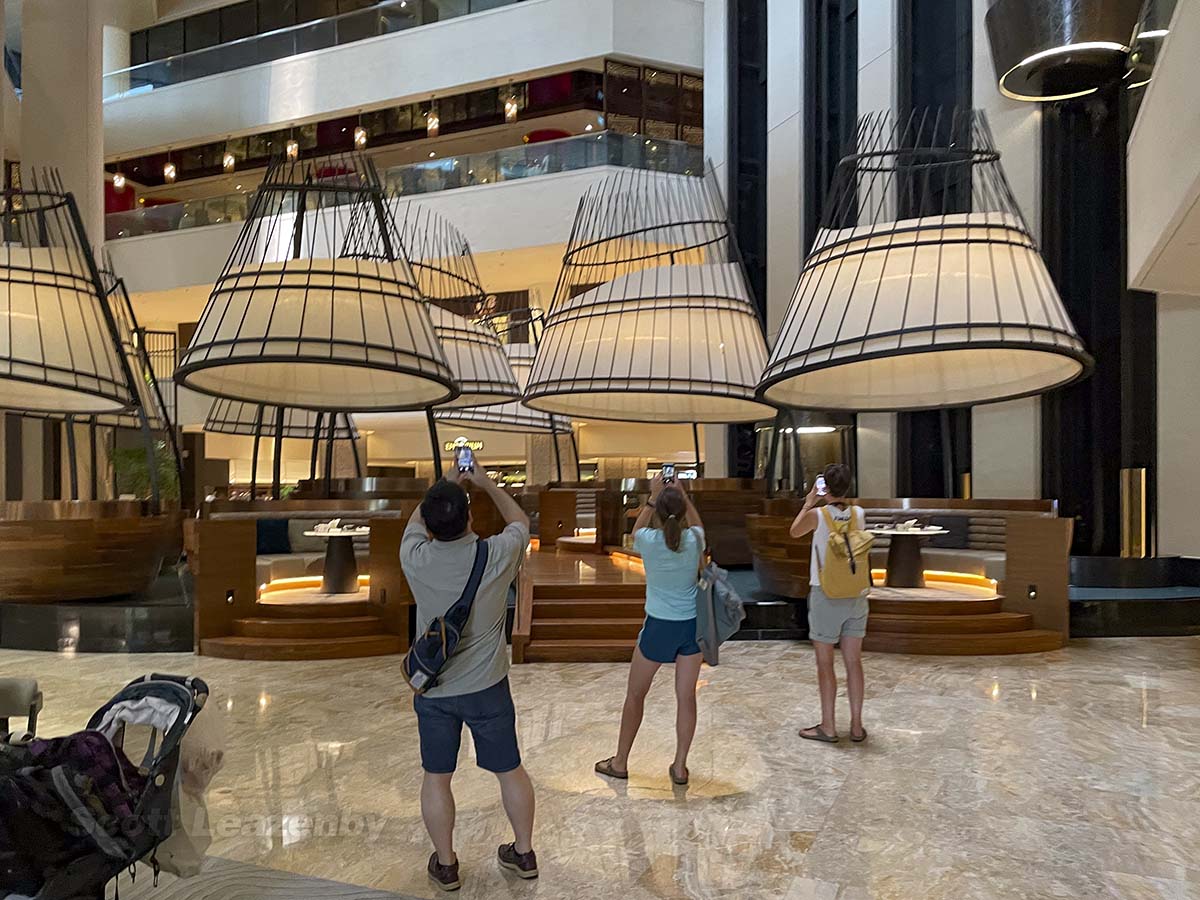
top-left (870, 528), bottom-right (948, 588)
top-left (304, 529), bottom-right (369, 594)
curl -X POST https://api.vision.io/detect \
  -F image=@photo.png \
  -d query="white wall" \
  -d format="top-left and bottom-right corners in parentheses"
top-left (103, 0), bottom-right (703, 156)
top-left (856, 412), bottom-right (896, 497)
top-left (1157, 294), bottom-right (1200, 557)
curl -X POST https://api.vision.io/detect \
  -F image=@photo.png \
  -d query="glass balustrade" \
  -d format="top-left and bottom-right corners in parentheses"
top-left (105, 132), bottom-right (704, 240)
top-left (102, 0), bottom-right (525, 100)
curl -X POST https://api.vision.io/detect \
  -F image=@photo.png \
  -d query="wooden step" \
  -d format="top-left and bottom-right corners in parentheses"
top-left (522, 638), bottom-right (636, 663)
top-left (233, 616), bottom-right (385, 639)
top-left (531, 583), bottom-right (646, 600)
top-left (200, 634), bottom-right (404, 661)
top-left (530, 617), bottom-right (644, 642)
top-left (868, 595), bottom-right (1002, 616)
top-left (868, 611), bottom-right (1033, 635)
top-left (253, 600), bottom-right (375, 619)
top-left (862, 629), bottom-right (1063, 655)
top-left (533, 598), bottom-right (646, 618)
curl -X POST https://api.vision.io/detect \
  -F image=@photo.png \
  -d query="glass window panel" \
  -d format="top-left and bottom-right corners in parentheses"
top-left (184, 11), bottom-right (221, 52)
top-left (130, 30), bottom-right (149, 66)
top-left (220, 1), bottom-right (259, 41)
top-left (297, 0), bottom-right (338, 21)
top-left (258, 0), bottom-right (297, 31)
top-left (429, 0), bottom-right (470, 18)
top-left (147, 20), bottom-right (185, 60)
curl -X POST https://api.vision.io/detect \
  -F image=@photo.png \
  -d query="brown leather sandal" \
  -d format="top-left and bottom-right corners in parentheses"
top-left (594, 757), bottom-right (628, 779)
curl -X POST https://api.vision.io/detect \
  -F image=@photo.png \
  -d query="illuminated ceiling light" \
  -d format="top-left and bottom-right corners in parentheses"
top-left (163, 161), bottom-right (177, 183)
top-left (985, 0), bottom-right (1142, 102)
top-left (1137, 28), bottom-right (1169, 39)
top-left (795, 426), bottom-right (837, 434)
top-left (354, 124), bottom-right (368, 149)
top-left (112, 172), bottom-right (126, 191)
top-left (429, 151), bottom-right (436, 158)
top-left (585, 123), bottom-right (594, 132)
top-left (758, 109), bottom-right (1091, 411)
top-left (223, 151), bottom-right (236, 173)
top-left (526, 168), bottom-right (773, 424)
top-left (286, 139), bottom-right (300, 160)
top-left (426, 107), bottom-right (440, 138)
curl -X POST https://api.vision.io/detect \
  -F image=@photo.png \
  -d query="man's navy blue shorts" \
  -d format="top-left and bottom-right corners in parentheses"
top-left (413, 677), bottom-right (521, 774)
top-left (637, 614), bottom-right (701, 663)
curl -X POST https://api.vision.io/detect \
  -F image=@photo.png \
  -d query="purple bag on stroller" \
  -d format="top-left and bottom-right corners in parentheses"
top-left (0, 674), bottom-right (209, 900)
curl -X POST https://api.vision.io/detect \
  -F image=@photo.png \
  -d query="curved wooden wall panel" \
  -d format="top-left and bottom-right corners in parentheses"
top-left (746, 514), bottom-right (812, 599)
top-left (0, 514), bottom-right (172, 603)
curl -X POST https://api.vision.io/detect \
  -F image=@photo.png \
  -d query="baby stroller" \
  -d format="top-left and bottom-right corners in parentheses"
top-left (0, 674), bottom-right (210, 900)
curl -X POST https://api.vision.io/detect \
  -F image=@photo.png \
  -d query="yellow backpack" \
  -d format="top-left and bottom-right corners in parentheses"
top-left (817, 506), bottom-right (874, 599)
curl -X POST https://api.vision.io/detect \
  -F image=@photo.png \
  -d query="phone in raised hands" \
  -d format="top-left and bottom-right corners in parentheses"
top-left (815, 474), bottom-right (827, 496)
top-left (661, 464), bottom-right (676, 483)
top-left (455, 446), bottom-right (476, 474)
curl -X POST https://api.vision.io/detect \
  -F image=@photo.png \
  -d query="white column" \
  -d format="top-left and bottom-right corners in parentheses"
top-left (765, 0), bottom-right (803, 340)
top-left (1157, 294), bottom-right (1200, 556)
top-left (969, 0), bottom-right (1042, 499)
top-left (856, 412), bottom-right (896, 498)
top-left (103, 25), bottom-right (132, 97)
top-left (852, 0), bottom-right (899, 495)
top-left (702, 0), bottom-right (731, 477)
top-left (703, 0), bottom-right (730, 199)
top-left (21, 0), bottom-right (107, 242)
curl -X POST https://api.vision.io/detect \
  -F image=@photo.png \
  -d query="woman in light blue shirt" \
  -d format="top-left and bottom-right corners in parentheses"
top-left (595, 474), bottom-right (705, 786)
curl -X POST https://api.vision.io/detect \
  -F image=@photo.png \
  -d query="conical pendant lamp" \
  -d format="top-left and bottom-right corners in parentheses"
top-left (436, 308), bottom-right (572, 435)
top-left (175, 152), bottom-right (456, 412)
top-left (204, 398), bottom-right (358, 441)
top-left (392, 202), bottom-right (520, 409)
top-left (524, 167), bottom-right (774, 424)
top-left (0, 171), bottom-right (137, 414)
top-left (758, 109), bottom-right (1091, 411)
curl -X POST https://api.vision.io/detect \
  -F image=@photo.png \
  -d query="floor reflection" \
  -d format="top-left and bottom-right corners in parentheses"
top-left (3, 636), bottom-right (1200, 898)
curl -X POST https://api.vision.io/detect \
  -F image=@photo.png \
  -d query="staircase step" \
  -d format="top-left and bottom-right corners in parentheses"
top-left (530, 617), bottom-right (645, 641)
top-left (533, 599), bottom-right (646, 618)
top-left (532, 583), bottom-right (646, 600)
top-left (523, 638), bottom-right (636, 663)
top-left (862, 629), bottom-right (1063, 655)
top-left (200, 634), bottom-right (403, 661)
top-left (233, 616), bottom-right (386, 639)
top-left (253, 600), bottom-right (375, 619)
top-left (868, 611), bottom-right (1033, 635)
top-left (868, 596), bottom-right (1002, 616)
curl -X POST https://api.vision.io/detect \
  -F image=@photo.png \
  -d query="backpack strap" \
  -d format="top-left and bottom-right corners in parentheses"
top-left (443, 540), bottom-right (490, 630)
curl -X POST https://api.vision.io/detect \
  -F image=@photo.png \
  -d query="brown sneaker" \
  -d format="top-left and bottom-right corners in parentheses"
top-left (427, 852), bottom-right (461, 892)
top-left (497, 842), bottom-right (539, 879)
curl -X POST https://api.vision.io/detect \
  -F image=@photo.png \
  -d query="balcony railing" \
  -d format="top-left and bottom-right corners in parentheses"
top-left (105, 131), bottom-right (704, 241)
top-left (102, 0), bottom-right (524, 100)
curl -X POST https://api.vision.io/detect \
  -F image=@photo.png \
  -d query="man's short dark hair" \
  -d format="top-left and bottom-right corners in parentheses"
top-left (421, 479), bottom-right (470, 541)
top-left (823, 463), bottom-right (853, 498)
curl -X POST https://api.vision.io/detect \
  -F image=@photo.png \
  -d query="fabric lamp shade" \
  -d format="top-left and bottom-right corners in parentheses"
top-left (0, 180), bottom-right (135, 415)
top-left (205, 398), bottom-right (358, 440)
top-left (394, 202), bottom-right (519, 409)
top-left (525, 169), bottom-right (773, 424)
top-left (175, 152), bottom-right (457, 412)
top-left (437, 341), bottom-right (572, 434)
top-left (758, 109), bottom-right (1091, 411)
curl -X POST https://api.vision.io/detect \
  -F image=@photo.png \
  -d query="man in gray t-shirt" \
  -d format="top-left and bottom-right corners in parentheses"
top-left (400, 461), bottom-right (538, 891)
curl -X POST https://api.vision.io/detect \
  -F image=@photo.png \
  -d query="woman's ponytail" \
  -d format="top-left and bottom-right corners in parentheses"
top-left (656, 487), bottom-right (687, 552)
top-left (662, 513), bottom-right (682, 552)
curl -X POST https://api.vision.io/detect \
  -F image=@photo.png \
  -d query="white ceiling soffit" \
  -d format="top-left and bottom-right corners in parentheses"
top-left (1128, 0), bottom-right (1200, 295)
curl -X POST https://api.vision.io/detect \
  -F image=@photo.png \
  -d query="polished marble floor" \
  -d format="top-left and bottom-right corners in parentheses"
top-left (3, 637), bottom-right (1200, 899)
